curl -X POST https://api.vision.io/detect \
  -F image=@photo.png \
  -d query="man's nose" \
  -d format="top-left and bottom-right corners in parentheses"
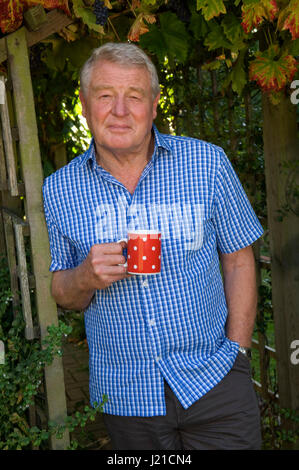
top-left (112, 96), bottom-right (129, 116)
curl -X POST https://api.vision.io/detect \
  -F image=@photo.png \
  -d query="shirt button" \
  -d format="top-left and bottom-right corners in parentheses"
top-left (155, 356), bottom-right (161, 362)
top-left (149, 319), bottom-right (155, 326)
top-left (141, 278), bottom-right (149, 287)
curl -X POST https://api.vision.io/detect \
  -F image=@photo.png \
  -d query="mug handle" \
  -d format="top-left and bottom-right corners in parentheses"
top-left (117, 238), bottom-right (128, 267)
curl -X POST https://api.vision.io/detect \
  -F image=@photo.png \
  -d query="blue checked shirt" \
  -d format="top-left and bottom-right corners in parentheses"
top-left (42, 125), bottom-right (263, 416)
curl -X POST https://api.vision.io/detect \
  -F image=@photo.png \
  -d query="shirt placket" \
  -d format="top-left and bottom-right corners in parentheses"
top-left (127, 156), bottom-right (162, 365)
top-left (96, 151), bottom-right (164, 368)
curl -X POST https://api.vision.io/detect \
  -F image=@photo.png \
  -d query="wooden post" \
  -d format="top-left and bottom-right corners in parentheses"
top-left (262, 93), bottom-right (299, 448)
top-left (0, 76), bottom-right (19, 196)
top-left (6, 27), bottom-right (70, 450)
top-left (0, 194), bottom-right (6, 257)
top-left (0, 128), bottom-right (7, 256)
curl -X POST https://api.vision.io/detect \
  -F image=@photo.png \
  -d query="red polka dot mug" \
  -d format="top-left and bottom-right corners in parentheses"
top-left (118, 230), bottom-right (161, 275)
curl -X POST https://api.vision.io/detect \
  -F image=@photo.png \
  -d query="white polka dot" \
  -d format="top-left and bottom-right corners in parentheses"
top-left (158, 255), bottom-right (161, 259)
top-left (152, 265), bottom-right (155, 269)
top-left (134, 265), bottom-right (137, 269)
top-left (152, 246), bottom-right (156, 251)
top-left (128, 255), bottom-right (131, 259)
top-left (142, 256), bottom-right (147, 260)
top-left (143, 237), bottom-right (147, 242)
top-left (134, 246), bottom-right (137, 251)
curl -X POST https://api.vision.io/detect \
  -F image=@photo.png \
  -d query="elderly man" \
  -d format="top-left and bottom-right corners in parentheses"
top-left (42, 42), bottom-right (263, 450)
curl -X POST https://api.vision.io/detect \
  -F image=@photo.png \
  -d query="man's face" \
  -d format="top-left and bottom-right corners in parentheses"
top-left (79, 60), bottom-right (160, 157)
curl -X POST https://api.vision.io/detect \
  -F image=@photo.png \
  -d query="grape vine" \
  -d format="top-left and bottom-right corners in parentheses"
top-left (93, 0), bottom-right (109, 26)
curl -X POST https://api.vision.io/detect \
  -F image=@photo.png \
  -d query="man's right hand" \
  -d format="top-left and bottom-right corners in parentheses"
top-left (80, 241), bottom-right (130, 291)
top-left (51, 241), bottom-right (130, 311)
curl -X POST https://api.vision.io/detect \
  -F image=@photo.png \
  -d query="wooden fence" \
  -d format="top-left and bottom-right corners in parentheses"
top-left (0, 12), bottom-right (72, 450)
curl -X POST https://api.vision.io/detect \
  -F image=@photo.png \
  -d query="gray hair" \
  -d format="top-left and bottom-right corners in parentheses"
top-left (80, 42), bottom-right (160, 100)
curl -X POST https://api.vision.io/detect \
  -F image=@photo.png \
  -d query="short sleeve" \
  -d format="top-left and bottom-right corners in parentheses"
top-left (212, 151), bottom-right (264, 253)
top-left (42, 181), bottom-right (79, 272)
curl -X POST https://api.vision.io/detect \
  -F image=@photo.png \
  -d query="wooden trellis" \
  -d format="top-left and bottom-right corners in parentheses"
top-left (0, 9), bottom-right (73, 450)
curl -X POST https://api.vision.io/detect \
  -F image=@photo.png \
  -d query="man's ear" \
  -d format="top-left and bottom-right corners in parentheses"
top-left (79, 89), bottom-right (87, 117)
top-left (152, 93), bottom-right (160, 120)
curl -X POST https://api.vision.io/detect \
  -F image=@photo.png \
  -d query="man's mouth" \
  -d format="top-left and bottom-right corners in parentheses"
top-left (107, 124), bottom-right (131, 131)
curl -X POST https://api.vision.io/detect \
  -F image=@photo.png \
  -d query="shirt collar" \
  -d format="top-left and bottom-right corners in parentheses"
top-left (78, 124), bottom-right (172, 169)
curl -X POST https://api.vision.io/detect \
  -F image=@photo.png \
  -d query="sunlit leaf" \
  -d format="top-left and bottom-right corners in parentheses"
top-left (196, 0), bottom-right (226, 21)
top-left (103, 0), bottom-right (112, 8)
top-left (141, 0), bottom-right (157, 5)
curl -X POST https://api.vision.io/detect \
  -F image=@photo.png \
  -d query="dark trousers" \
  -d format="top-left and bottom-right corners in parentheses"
top-left (102, 352), bottom-right (262, 450)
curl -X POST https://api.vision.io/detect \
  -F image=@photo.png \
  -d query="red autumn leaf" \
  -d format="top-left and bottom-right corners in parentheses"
top-left (24, 0), bottom-right (70, 17)
top-left (128, 13), bottom-right (156, 42)
top-left (249, 45), bottom-right (298, 92)
top-left (241, 0), bottom-right (279, 34)
top-left (0, 1), bottom-right (24, 34)
top-left (0, 0), bottom-right (70, 34)
top-left (281, 0), bottom-right (299, 40)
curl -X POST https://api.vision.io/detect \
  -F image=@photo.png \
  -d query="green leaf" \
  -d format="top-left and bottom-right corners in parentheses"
top-left (222, 12), bottom-right (244, 43)
top-left (201, 59), bottom-right (222, 71)
top-left (142, 0), bottom-right (158, 5)
top-left (41, 40), bottom-right (66, 72)
top-left (230, 50), bottom-right (247, 95)
top-left (289, 38), bottom-right (299, 56)
top-left (242, 0), bottom-right (259, 4)
top-left (204, 23), bottom-right (232, 50)
top-left (72, 0), bottom-right (105, 34)
top-left (65, 37), bottom-right (100, 70)
top-left (196, 0), bottom-right (226, 21)
top-left (189, 11), bottom-right (209, 40)
top-left (140, 12), bottom-right (190, 63)
top-left (222, 49), bottom-right (247, 95)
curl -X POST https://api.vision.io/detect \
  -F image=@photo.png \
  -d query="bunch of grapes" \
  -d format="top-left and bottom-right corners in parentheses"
top-left (93, 0), bottom-right (109, 26)
top-left (167, 0), bottom-right (191, 23)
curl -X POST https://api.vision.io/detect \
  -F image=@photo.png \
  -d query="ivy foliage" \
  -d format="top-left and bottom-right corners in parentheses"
top-left (0, 256), bottom-right (106, 450)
